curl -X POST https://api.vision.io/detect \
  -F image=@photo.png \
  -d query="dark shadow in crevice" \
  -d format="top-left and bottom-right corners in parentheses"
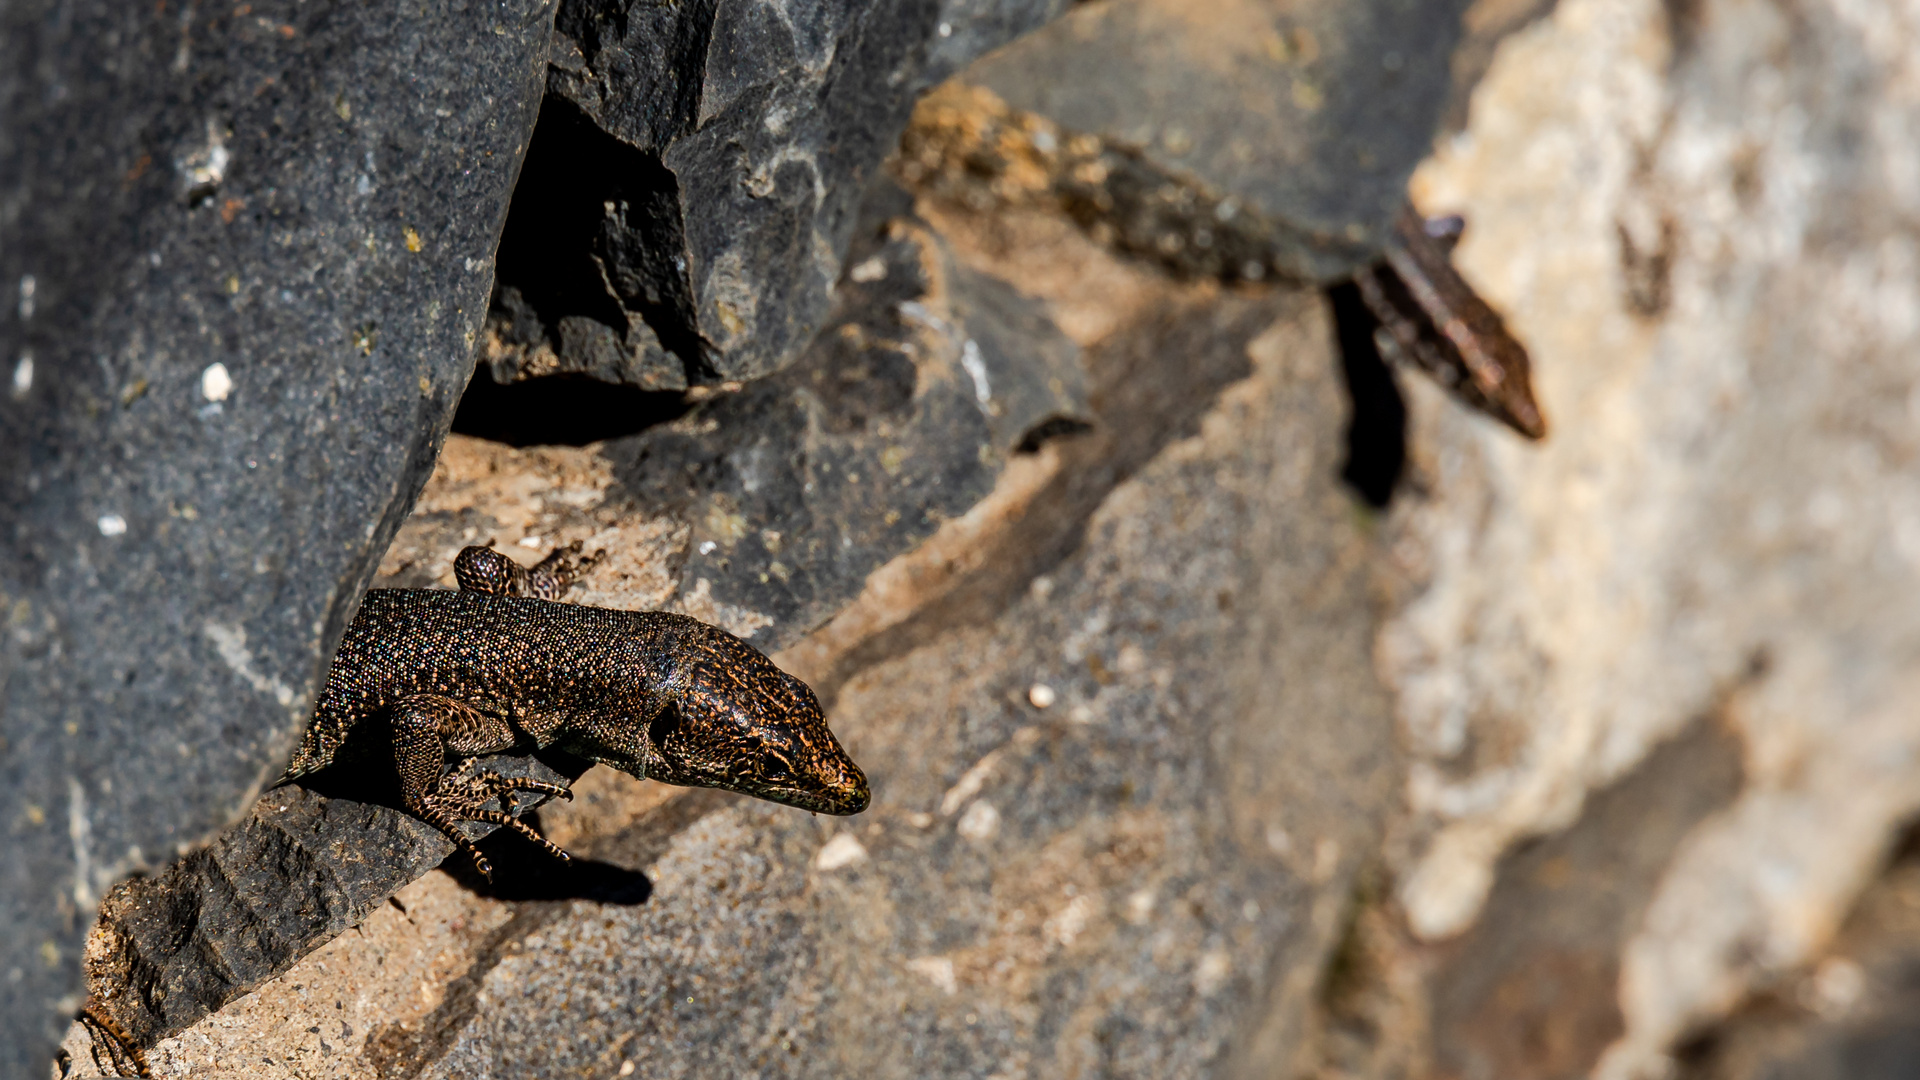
top-left (1326, 280), bottom-right (1407, 508)
top-left (450, 370), bottom-right (690, 447)
top-left (490, 92), bottom-right (707, 375)
top-left (1016, 414), bottom-right (1096, 454)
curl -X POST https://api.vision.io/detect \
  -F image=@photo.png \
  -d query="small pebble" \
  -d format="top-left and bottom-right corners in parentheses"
top-left (201, 362), bottom-right (232, 402)
top-left (812, 832), bottom-right (868, 871)
top-left (1028, 683), bottom-right (1056, 709)
top-left (97, 514), bottom-right (127, 537)
top-left (956, 800), bottom-right (1000, 842)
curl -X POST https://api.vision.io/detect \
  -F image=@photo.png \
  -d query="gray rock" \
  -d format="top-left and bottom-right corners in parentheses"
top-left (82, 763), bottom-right (571, 1056)
top-left (600, 203), bottom-right (1089, 642)
top-left (482, 0), bottom-right (1074, 388)
top-left (0, 0), bottom-right (556, 1069)
top-left (963, 0), bottom-right (1472, 281)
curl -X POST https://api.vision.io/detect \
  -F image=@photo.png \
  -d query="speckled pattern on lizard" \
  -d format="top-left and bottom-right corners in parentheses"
top-left (280, 541), bottom-right (869, 880)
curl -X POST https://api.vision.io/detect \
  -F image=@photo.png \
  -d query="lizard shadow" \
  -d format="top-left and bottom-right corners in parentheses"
top-left (438, 819), bottom-right (655, 905)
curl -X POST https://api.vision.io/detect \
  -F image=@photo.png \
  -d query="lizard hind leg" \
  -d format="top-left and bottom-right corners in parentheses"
top-left (452, 543), bottom-right (525, 597)
top-left (453, 540), bottom-right (605, 600)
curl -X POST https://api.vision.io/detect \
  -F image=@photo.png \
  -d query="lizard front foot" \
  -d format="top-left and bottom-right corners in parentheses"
top-left (421, 766), bottom-right (576, 880)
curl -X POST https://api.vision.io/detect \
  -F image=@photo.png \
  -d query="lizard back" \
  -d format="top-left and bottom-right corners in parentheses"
top-left (283, 588), bottom-right (690, 780)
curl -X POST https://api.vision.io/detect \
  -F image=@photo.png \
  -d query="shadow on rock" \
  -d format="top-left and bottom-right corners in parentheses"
top-left (439, 822), bottom-right (655, 906)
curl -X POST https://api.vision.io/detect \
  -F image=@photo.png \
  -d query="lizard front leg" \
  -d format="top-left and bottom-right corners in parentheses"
top-left (388, 694), bottom-right (574, 880)
top-left (453, 541), bottom-right (604, 599)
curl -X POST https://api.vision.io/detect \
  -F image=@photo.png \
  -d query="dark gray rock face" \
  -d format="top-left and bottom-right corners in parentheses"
top-left (83, 764), bottom-right (571, 1056)
top-left (481, 0), bottom-right (1073, 388)
top-left (963, 0), bottom-right (1471, 281)
top-left (601, 203), bottom-right (1089, 640)
top-left (0, 0), bottom-right (556, 1069)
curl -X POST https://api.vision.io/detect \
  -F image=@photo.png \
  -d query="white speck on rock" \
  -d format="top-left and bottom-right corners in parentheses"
top-left (517, 535), bottom-right (544, 549)
top-left (11, 353), bottom-right (32, 399)
top-left (812, 832), bottom-right (868, 872)
top-left (960, 339), bottom-right (992, 406)
top-left (96, 514), bottom-right (127, 537)
top-left (180, 122), bottom-right (230, 190)
top-left (1027, 683), bottom-right (1056, 709)
top-left (1046, 894), bottom-right (1097, 947)
top-left (18, 274), bottom-right (36, 320)
top-left (939, 751), bottom-right (1002, 816)
top-left (1194, 950), bottom-right (1232, 996)
top-left (68, 777), bottom-right (96, 911)
top-left (1806, 957), bottom-right (1866, 1016)
top-left (956, 800), bottom-right (1000, 843)
top-left (1265, 824), bottom-right (1293, 856)
top-left (200, 362), bottom-right (232, 402)
top-left (848, 257), bottom-right (887, 283)
top-left (203, 621), bottom-right (298, 708)
top-left (905, 956), bottom-right (957, 994)
top-left (1125, 889), bottom-right (1155, 924)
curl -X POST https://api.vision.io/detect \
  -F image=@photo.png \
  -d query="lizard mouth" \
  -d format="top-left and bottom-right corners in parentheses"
top-left (760, 775), bottom-right (871, 816)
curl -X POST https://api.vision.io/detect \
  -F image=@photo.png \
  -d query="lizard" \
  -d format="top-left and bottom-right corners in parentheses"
top-left (279, 540), bottom-right (871, 880)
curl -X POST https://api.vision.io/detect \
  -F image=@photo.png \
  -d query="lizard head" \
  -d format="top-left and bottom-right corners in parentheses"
top-left (636, 623), bottom-right (870, 815)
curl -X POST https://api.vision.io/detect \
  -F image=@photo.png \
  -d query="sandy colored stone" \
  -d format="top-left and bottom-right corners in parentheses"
top-left (1376, 0), bottom-right (1920, 1073)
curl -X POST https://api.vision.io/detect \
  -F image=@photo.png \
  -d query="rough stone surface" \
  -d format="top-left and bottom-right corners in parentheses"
top-left (61, 142), bottom-right (1401, 1078)
top-left (49, 0), bottom-right (1920, 1074)
top-left (1675, 827), bottom-right (1920, 1080)
top-left (962, 0), bottom-right (1473, 281)
top-left (480, 0), bottom-right (1074, 388)
top-left (1358, 0), bottom-right (1920, 1073)
top-left (0, 0), bottom-right (555, 1068)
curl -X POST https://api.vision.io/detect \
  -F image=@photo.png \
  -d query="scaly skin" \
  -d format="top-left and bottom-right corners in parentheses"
top-left (280, 543), bottom-right (869, 879)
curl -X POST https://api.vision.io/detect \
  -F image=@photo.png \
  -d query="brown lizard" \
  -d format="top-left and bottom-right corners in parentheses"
top-left (281, 541), bottom-right (870, 880)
